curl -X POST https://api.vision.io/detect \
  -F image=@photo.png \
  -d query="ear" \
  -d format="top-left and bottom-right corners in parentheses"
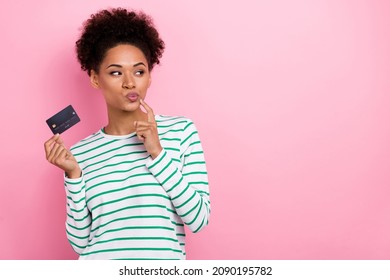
top-left (147, 76), bottom-right (152, 88)
top-left (90, 70), bottom-right (100, 89)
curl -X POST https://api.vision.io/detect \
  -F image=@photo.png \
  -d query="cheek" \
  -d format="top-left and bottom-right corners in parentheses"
top-left (142, 76), bottom-right (152, 89)
top-left (100, 78), bottom-right (121, 91)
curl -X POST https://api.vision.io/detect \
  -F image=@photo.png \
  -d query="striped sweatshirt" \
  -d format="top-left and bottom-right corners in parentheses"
top-left (64, 115), bottom-right (210, 260)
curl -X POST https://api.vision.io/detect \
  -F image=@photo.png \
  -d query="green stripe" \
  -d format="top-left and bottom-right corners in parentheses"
top-left (79, 132), bottom-right (100, 142)
top-left (93, 204), bottom-right (167, 222)
top-left (165, 147), bottom-right (180, 152)
top-left (156, 116), bottom-right (183, 123)
top-left (195, 189), bottom-right (210, 195)
top-left (89, 226), bottom-right (175, 241)
top-left (166, 176), bottom-right (183, 193)
top-left (183, 171), bottom-right (208, 176)
top-left (68, 239), bottom-right (87, 249)
top-left (193, 215), bottom-right (206, 233)
top-left (183, 121), bottom-right (193, 130)
top-left (148, 150), bottom-right (167, 169)
top-left (157, 120), bottom-right (187, 128)
top-left (188, 141), bottom-right (201, 147)
top-left (184, 161), bottom-right (206, 167)
top-left (171, 183), bottom-right (190, 201)
top-left (183, 151), bottom-right (204, 158)
top-left (91, 193), bottom-right (170, 212)
top-left (188, 181), bottom-right (208, 186)
top-left (176, 191), bottom-right (196, 209)
top-left (71, 135), bottom-right (104, 152)
top-left (161, 137), bottom-right (181, 142)
top-left (66, 220), bottom-right (92, 231)
top-left (67, 195), bottom-right (85, 204)
top-left (181, 200), bottom-right (200, 218)
top-left (67, 203), bottom-right (88, 213)
top-left (78, 143), bottom-right (144, 164)
top-left (158, 129), bottom-right (184, 137)
top-left (65, 178), bottom-right (84, 185)
top-left (88, 236), bottom-right (180, 248)
top-left (174, 222), bottom-right (184, 227)
top-left (162, 169), bottom-right (177, 185)
top-left (66, 184), bottom-right (85, 195)
top-left (66, 228), bottom-right (89, 240)
top-left (86, 175), bottom-right (158, 193)
top-left (84, 150), bottom-right (147, 170)
top-left (80, 247), bottom-right (183, 256)
top-left (91, 215), bottom-right (170, 233)
top-left (73, 139), bottom-right (118, 156)
top-left (85, 155), bottom-right (149, 177)
top-left (181, 131), bottom-right (198, 145)
top-left (67, 212), bottom-right (90, 222)
top-left (87, 182), bottom-right (161, 204)
top-left (85, 164), bottom-right (145, 184)
top-left (186, 200), bottom-right (203, 225)
top-left (155, 159), bottom-right (172, 177)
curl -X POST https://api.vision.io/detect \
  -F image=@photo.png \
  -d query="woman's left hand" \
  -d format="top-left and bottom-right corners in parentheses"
top-left (134, 99), bottom-right (163, 159)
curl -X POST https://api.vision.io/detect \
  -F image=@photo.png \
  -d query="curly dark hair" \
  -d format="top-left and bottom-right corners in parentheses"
top-left (76, 8), bottom-right (165, 75)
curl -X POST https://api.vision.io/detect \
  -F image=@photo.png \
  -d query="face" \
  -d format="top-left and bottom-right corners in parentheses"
top-left (90, 44), bottom-right (151, 113)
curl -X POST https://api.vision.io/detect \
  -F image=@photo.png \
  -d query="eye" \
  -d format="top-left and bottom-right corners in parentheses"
top-left (135, 70), bottom-right (144, 76)
top-left (110, 71), bottom-right (121, 76)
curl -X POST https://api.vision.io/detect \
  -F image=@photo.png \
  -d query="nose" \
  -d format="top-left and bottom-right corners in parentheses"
top-left (122, 73), bottom-right (135, 89)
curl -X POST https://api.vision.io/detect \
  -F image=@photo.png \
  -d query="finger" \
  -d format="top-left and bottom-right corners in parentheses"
top-left (55, 134), bottom-right (65, 145)
top-left (55, 148), bottom-right (68, 166)
top-left (134, 121), bottom-right (153, 128)
top-left (135, 126), bottom-right (151, 131)
top-left (44, 134), bottom-right (60, 157)
top-left (53, 145), bottom-right (66, 162)
top-left (135, 126), bottom-right (151, 134)
top-left (136, 132), bottom-right (145, 142)
top-left (140, 99), bottom-right (155, 123)
top-left (47, 143), bottom-right (61, 162)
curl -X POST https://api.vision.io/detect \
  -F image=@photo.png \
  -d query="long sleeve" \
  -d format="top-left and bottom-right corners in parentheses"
top-left (146, 120), bottom-right (210, 233)
top-left (64, 174), bottom-right (92, 254)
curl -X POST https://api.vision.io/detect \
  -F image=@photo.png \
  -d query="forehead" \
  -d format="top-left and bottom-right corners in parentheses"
top-left (102, 44), bottom-right (147, 65)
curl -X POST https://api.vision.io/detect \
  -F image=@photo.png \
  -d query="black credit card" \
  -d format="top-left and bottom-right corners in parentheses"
top-left (46, 105), bottom-right (80, 134)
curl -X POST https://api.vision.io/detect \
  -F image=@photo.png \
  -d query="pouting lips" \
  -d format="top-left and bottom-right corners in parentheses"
top-left (126, 93), bottom-right (139, 102)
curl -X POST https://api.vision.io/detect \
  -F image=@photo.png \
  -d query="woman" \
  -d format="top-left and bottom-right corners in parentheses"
top-left (44, 8), bottom-right (210, 260)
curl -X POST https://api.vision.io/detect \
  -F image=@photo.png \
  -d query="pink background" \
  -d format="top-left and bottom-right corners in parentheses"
top-left (0, 0), bottom-right (389, 259)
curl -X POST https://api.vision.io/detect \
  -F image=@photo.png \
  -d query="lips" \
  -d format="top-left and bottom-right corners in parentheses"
top-left (126, 92), bottom-right (139, 102)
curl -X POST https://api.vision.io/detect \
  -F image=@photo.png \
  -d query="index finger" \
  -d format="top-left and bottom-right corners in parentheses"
top-left (44, 134), bottom-right (60, 157)
top-left (140, 99), bottom-right (155, 123)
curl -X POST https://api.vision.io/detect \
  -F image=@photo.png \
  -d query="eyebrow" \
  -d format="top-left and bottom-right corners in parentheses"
top-left (106, 62), bottom-right (146, 69)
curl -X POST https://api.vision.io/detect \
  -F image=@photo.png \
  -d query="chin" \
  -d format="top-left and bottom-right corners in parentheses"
top-left (123, 101), bottom-right (140, 111)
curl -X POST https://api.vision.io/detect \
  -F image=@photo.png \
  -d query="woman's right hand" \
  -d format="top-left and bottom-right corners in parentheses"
top-left (44, 134), bottom-right (81, 179)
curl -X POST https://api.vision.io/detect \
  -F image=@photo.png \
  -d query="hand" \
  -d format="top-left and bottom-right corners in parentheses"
top-left (44, 134), bottom-right (81, 178)
top-left (134, 99), bottom-right (162, 159)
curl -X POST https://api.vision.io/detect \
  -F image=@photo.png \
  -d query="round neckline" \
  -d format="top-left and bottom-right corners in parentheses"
top-left (98, 114), bottom-right (163, 140)
top-left (99, 128), bottom-right (137, 140)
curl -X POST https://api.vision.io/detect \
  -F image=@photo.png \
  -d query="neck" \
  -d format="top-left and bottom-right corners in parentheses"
top-left (104, 107), bottom-right (148, 135)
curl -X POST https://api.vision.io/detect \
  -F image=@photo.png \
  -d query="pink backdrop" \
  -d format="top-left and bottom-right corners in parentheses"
top-left (0, 0), bottom-right (389, 259)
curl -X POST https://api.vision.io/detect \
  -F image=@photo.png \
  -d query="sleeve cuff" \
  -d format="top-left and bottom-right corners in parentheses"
top-left (146, 149), bottom-right (171, 174)
top-left (64, 172), bottom-right (85, 193)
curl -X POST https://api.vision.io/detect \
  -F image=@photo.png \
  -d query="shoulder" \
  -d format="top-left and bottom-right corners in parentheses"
top-left (155, 115), bottom-right (196, 131)
top-left (69, 129), bottom-right (103, 154)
